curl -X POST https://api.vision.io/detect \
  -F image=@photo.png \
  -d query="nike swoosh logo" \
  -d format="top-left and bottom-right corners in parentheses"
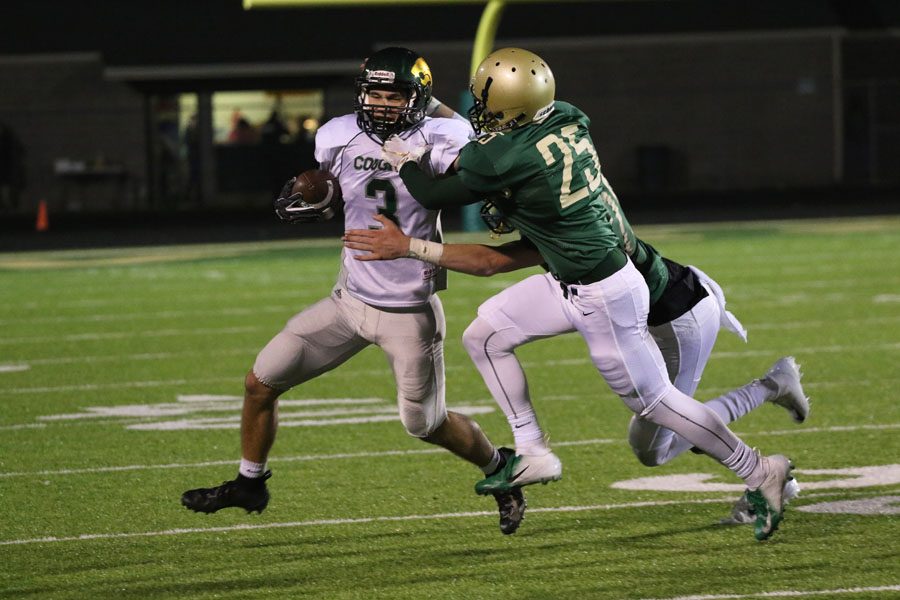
top-left (514, 422), bottom-right (531, 429)
top-left (510, 465), bottom-right (529, 482)
top-left (582, 311), bottom-right (595, 316)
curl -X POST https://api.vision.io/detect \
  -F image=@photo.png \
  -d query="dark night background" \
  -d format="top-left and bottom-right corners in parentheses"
top-left (0, 0), bottom-right (898, 249)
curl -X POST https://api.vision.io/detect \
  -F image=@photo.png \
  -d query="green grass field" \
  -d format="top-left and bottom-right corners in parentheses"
top-left (1, 216), bottom-right (899, 599)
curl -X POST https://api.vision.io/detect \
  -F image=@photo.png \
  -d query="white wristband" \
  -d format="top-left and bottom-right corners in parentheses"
top-left (407, 238), bottom-right (444, 265)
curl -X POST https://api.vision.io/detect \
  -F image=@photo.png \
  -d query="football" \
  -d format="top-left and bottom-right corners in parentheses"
top-left (292, 169), bottom-right (342, 220)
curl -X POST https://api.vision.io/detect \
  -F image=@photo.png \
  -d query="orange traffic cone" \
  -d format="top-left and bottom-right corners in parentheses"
top-left (35, 199), bottom-right (49, 232)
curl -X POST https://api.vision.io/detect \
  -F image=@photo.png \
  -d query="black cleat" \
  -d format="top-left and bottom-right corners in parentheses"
top-left (181, 471), bottom-right (271, 514)
top-left (494, 486), bottom-right (527, 535)
top-left (488, 447), bottom-right (526, 534)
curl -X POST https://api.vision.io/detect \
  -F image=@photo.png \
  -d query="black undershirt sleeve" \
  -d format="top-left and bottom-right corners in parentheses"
top-left (399, 162), bottom-right (482, 210)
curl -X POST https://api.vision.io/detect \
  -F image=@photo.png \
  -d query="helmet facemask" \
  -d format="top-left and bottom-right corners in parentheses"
top-left (480, 199), bottom-right (516, 235)
top-left (354, 48), bottom-right (433, 140)
top-left (356, 83), bottom-right (422, 138)
top-left (467, 77), bottom-right (521, 136)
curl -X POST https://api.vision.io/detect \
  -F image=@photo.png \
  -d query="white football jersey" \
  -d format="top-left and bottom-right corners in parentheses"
top-left (315, 114), bottom-right (473, 307)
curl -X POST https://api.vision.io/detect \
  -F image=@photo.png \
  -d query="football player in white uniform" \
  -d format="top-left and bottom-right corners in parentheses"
top-left (182, 47), bottom-right (526, 535)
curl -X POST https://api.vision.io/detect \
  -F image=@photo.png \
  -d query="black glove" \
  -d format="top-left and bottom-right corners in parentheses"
top-left (273, 177), bottom-right (335, 223)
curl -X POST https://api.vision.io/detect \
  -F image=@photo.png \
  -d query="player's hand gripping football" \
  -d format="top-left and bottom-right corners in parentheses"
top-left (381, 135), bottom-right (432, 171)
top-left (274, 176), bottom-right (335, 223)
top-left (343, 214), bottom-right (409, 261)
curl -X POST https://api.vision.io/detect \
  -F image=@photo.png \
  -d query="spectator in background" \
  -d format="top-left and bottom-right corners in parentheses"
top-left (183, 114), bottom-right (201, 205)
top-left (0, 121), bottom-right (25, 212)
top-left (260, 109), bottom-right (289, 145)
top-left (228, 110), bottom-right (258, 145)
top-left (260, 108), bottom-right (292, 197)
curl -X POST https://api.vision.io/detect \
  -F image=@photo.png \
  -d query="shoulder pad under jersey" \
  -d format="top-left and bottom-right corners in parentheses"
top-left (314, 114), bottom-right (365, 175)
top-left (414, 117), bottom-right (474, 175)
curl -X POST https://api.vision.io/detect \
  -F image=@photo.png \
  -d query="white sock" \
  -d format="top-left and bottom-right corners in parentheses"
top-left (509, 411), bottom-right (550, 456)
top-left (239, 458), bottom-right (267, 479)
top-left (704, 379), bottom-right (771, 423)
top-left (722, 444), bottom-right (764, 488)
top-left (462, 317), bottom-right (549, 456)
top-left (481, 448), bottom-right (503, 475)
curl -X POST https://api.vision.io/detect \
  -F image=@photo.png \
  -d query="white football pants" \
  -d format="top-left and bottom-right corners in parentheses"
top-left (254, 286), bottom-right (447, 438)
top-left (463, 263), bottom-right (764, 485)
top-left (627, 293), bottom-right (770, 466)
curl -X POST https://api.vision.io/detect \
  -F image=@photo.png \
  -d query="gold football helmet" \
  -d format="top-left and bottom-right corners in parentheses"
top-left (468, 48), bottom-right (556, 134)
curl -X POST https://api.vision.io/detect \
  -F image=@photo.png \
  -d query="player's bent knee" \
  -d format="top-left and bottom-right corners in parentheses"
top-left (245, 370), bottom-right (281, 407)
top-left (463, 317), bottom-right (517, 360)
top-left (398, 398), bottom-right (444, 438)
top-left (631, 448), bottom-right (664, 467)
top-left (462, 319), bottom-right (490, 359)
top-left (627, 417), bottom-right (664, 467)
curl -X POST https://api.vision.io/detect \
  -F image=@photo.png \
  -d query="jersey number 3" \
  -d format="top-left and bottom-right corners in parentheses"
top-left (365, 178), bottom-right (399, 226)
top-left (536, 124), bottom-right (607, 209)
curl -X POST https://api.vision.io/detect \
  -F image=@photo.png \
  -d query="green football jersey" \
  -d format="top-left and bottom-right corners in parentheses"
top-left (593, 182), bottom-right (669, 304)
top-left (457, 101), bottom-right (625, 283)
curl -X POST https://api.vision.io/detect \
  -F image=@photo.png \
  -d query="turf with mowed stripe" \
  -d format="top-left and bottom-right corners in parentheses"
top-left (1, 216), bottom-right (898, 599)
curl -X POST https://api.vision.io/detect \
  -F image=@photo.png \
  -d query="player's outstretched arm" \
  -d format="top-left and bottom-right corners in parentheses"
top-left (343, 214), bottom-right (541, 276)
top-left (396, 162), bottom-right (480, 210)
top-left (425, 97), bottom-right (470, 126)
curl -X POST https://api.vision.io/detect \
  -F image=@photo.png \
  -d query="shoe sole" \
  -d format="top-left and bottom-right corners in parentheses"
top-left (497, 493), bottom-right (527, 535)
top-left (478, 469), bottom-right (562, 494)
top-left (180, 496), bottom-right (268, 515)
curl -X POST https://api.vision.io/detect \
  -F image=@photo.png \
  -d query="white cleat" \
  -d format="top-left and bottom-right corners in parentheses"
top-left (722, 477), bottom-right (801, 525)
top-left (475, 451), bottom-right (562, 495)
top-left (746, 454), bottom-right (796, 541)
top-left (763, 356), bottom-right (810, 423)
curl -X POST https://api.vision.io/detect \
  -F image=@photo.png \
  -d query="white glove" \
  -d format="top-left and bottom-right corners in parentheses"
top-left (381, 135), bottom-right (432, 171)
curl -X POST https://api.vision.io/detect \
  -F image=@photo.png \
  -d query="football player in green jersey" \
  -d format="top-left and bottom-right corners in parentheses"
top-left (359, 48), bottom-right (799, 541)
top-left (344, 212), bottom-right (809, 525)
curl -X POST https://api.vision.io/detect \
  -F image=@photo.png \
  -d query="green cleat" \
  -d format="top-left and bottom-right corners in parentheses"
top-left (475, 451), bottom-right (562, 495)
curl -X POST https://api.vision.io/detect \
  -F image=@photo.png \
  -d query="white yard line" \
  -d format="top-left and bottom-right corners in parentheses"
top-left (1, 348), bottom-right (258, 367)
top-left (0, 305), bottom-right (297, 326)
top-left (0, 438), bottom-right (618, 478)
top-left (640, 585), bottom-right (900, 600)
top-left (3, 378), bottom-right (231, 394)
top-left (0, 305), bottom-right (298, 325)
top-left (0, 423), bottom-right (45, 431)
top-left (1, 426), bottom-right (896, 479)
top-left (0, 326), bottom-right (265, 345)
top-left (4, 278), bottom-right (892, 322)
top-left (6, 369), bottom-right (898, 395)
top-left (2, 315), bottom-right (899, 346)
top-left (0, 342), bottom-right (900, 373)
top-left (0, 490), bottom-right (893, 547)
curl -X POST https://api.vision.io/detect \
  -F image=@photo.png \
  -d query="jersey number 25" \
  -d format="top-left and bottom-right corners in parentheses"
top-left (536, 124), bottom-right (608, 209)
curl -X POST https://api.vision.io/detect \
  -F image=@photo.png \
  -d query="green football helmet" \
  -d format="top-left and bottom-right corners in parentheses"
top-left (355, 47), bottom-right (433, 139)
top-left (469, 48), bottom-right (556, 134)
